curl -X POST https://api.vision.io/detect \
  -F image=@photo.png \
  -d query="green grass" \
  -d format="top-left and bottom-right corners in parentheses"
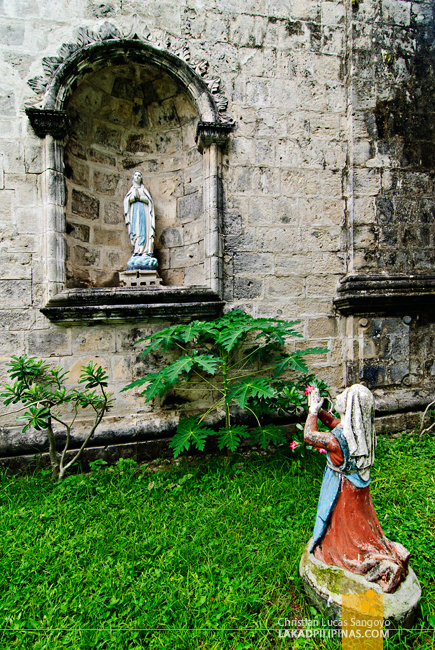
top-left (0, 434), bottom-right (434, 649)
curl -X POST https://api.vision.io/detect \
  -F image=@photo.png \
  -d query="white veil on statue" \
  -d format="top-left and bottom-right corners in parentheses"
top-left (340, 384), bottom-right (376, 481)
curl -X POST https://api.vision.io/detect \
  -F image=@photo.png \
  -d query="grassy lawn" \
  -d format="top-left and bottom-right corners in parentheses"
top-left (0, 434), bottom-right (434, 649)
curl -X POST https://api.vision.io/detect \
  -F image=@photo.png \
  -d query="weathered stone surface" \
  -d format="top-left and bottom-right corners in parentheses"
top-left (176, 192), bottom-right (203, 221)
top-left (126, 134), bottom-right (155, 154)
top-left (73, 245), bottom-right (100, 267)
top-left (93, 171), bottom-right (121, 195)
top-left (89, 148), bottom-right (116, 166)
top-left (160, 228), bottom-right (182, 248)
top-left (0, 280), bottom-right (32, 308)
top-left (0, 254), bottom-right (32, 279)
top-left (233, 252), bottom-right (273, 275)
top-left (0, 83), bottom-right (16, 117)
top-left (93, 227), bottom-right (123, 247)
top-left (94, 124), bottom-right (122, 150)
top-left (71, 189), bottom-right (99, 219)
top-left (65, 158), bottom-right (90, 187)
top-left (0, 331), bottom-right (24, 356)
top-left (66, 222), bottom-right (90, 243)
top-left (103, 202), bottom-right (122, 224)
top-left (0, 25), bottom-right (25, 46)
top-left (170, 241), bottom-right (204, 267)
top-left (184, 264), bottom-right (205, 286)
top-left (234, 277), bottom-right (262, 300)
top-left (26, 329), bottom-right (71, 357)
top-left (72, 327), bottom-right (115, 353)
top-left (300, 540), bottom-right (421, 629)
top-left (0, 309), bottom-right (35, 331)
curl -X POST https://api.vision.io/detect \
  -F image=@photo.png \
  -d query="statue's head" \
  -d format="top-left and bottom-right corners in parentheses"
top-left (132, 170), bottom-right (143, 186)
top-left (335, 384), bottom-right (374, 420)
top-left (336, 384), bottom-right (376, 477)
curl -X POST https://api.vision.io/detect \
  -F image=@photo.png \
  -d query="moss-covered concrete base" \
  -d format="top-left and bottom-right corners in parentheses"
top-left (299, 539), bottom-right (421, 629)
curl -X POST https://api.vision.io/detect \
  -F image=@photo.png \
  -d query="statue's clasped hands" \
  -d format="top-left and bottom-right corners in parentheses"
top-left (308, 387), bottom-right (323, 414)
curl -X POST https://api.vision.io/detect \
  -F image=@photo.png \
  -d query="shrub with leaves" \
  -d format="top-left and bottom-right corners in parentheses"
top-left (123, 310), bottom-right (328, 456)
top-left (0, 356), bottom-right (114, 480)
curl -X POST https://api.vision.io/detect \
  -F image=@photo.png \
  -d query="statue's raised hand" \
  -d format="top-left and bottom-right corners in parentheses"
top-left (308, 387), bottom-right (323, 414)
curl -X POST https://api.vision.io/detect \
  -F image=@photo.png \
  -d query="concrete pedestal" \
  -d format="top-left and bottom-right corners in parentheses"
top-left (119, 270), bottom-right (162, 288)
top-left (299, 540), bottom-right (421, 629)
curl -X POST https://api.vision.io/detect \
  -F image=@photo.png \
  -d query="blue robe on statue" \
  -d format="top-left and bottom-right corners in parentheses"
top-left (130, 201), bottom-right (147, 250)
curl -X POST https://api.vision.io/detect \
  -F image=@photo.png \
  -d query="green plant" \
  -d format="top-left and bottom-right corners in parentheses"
top-left (0, 355), bottom-right (114, 480)
top-left (0, 434), bottom-right (434, 649)
top-left (123, 310), bottom-right (328, 456)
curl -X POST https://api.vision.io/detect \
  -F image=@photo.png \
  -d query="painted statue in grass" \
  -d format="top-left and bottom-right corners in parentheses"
top-left (304, 384), bottom-right (410, 593)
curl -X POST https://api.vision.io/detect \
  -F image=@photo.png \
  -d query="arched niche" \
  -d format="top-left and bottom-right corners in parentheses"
top-left (27, 38), bottom-right (232, 324)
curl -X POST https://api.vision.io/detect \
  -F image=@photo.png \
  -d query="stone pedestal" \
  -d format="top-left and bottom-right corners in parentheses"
top-left (119, 270), bottom-right (162, 288)
top-left (299, 540), bottom-right (421, 629)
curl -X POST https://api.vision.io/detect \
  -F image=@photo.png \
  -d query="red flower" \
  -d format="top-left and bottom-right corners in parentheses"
top-left (304, 385), bottom-right (314, 395)
top-left (317, 448), bottom-right (327, 454)
top-left (290, 440), bottom-right (301, 450)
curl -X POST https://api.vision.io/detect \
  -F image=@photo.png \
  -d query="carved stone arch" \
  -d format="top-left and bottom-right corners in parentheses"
top-left (26, 30), bottom-right (233, 323)
top-left (42, 39), bottom-right (220, 123)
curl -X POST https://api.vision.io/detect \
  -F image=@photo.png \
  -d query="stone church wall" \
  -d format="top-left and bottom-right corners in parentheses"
top-left (0, 0), bottom-right (434, 463)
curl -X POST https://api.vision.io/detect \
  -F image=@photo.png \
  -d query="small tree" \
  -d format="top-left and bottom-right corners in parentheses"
top-left (123, 310), bottom-right (328, 456)
top-left (0, 356), bottom-right (114, 480)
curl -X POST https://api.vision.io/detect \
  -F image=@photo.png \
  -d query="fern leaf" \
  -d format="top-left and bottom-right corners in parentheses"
top-left (180, 320), bottom-right (208, 342)
top-left (120, 377), bottom-right (149, 392)
top-left (194, 354), bottom-right (220, 375)
top-left (273, 355), bottom-right (293, 378)
top-left (300, 346), bottom-right (329, 356)
top-left (144, 372), bottom-right (169, 401)
top-left (216, 425), bottom-right (250, 452)
top-left (288, 353), bottom-right (309, 373)
top-left (169, 416), bottom-right (213, 457)
top-left (136, 324), bottom-right (186, 354)
top-left (141, 338), bottom-right (163, 356)
top-left (250, 424), bottom-right (286, 449)
top-left (164, 355), bottom-right (196, 383)
top-left (226, 378), bottom-right (276, 409)
top-left (217, 326), bottom-right (248, 353)
top-left (287, 347), bottom-right (329, 373)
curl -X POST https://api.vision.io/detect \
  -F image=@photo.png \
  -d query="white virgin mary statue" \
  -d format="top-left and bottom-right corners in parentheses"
top-left (124, 171), bottom-right (158, 270)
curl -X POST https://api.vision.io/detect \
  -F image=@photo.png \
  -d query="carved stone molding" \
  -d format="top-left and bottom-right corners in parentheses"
top-left (28, 18), bottom-right (232, 314)
top-left (25, 108), bottom-right (69, 139)
top-left (41, 286), bottom-right (224, 325)
top-left (334, 273), bottom-right (435, 315)
top-left (27, 16), bottom-right (234, 126)
top-left (196, 122), bottom-right (233, 152)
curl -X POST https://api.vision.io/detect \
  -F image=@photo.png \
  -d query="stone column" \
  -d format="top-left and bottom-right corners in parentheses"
top-left (26, 108), bottom-right (69, 301)
top-left (197, 122), bottom-right (232, 298)
top-left (42, 136), bottom-right (66, 300)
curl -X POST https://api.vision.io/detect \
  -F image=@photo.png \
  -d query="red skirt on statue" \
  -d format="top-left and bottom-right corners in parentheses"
top-left (313, 439), bottom-right (410, 593)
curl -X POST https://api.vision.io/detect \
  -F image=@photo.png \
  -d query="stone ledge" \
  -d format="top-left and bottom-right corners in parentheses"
top-left (196, 121), bottom-right (233, 151)
top-left (300, 540), bottom-right (421, 629)
top-left (25, 107), bottom-right (70, 139)
top-left (40, 286), bottom-right (224, 325)
top-left (334, 274), bottom-right (435, 316)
